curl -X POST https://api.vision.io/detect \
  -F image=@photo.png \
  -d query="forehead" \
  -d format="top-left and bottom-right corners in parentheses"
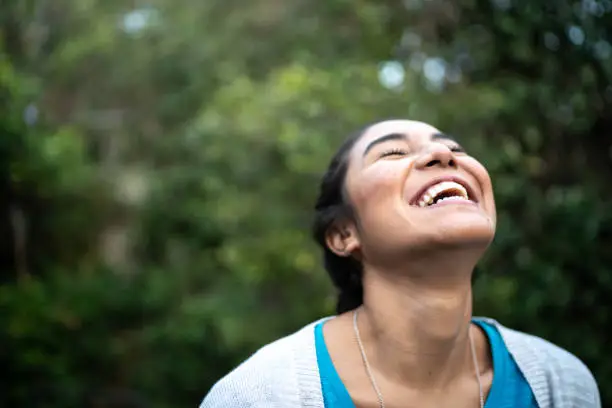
top-left (351, 120), bottom-right (442, 155)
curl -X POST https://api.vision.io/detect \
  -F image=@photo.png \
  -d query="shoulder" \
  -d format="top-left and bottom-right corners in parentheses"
top-left (199, 319), bottom-right (325, 408)
top-left (483, 318), bottom-right (601, 408)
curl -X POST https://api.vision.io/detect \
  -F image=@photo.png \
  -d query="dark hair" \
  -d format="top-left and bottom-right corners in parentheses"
top-left (312, 129), bottom-right (366, 314)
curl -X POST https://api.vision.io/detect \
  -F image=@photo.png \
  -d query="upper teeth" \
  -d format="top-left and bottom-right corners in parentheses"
top-left (417, 181), bottom-right (469, 207)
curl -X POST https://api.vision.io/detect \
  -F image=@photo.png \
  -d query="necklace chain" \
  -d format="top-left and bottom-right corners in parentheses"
top-left (352, 309), bottom-right (484, 408)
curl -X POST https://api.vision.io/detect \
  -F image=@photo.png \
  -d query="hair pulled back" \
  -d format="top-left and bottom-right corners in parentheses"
top-left (312, 129), bottom-right (365, 314)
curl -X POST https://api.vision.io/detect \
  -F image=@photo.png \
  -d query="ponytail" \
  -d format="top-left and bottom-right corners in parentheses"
top-left (312, 129), bottom-right (366, 314)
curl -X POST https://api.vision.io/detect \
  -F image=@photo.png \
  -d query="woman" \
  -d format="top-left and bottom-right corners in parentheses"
top-left (201, 120), bottom-right (600, 408)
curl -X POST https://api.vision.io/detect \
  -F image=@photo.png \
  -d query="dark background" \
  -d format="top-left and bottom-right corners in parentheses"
top-left (2, 0), bottom-right (611, 407)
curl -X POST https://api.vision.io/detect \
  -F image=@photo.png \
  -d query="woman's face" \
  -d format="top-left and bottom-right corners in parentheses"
top-left (336, 120), bottom-right (496, 263)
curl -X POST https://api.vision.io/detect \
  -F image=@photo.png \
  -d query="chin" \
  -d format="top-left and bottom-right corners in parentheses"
top-left (424, 218), bottom-right (496, 249)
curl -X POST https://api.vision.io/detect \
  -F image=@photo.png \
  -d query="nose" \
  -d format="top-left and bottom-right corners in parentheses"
top-left (414, 143), bottom-right (457, 169)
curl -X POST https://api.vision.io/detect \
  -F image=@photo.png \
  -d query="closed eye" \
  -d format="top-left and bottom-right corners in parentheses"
top-left (450, 145), bottom-right (465, 153)
top-left (379, 148), bottom-right (409, 159)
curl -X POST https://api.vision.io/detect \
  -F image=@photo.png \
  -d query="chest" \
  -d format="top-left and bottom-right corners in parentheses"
top-left (323, 365), bottom-right (492, 408)
top-left (315, 321), bottom-right (538, 408)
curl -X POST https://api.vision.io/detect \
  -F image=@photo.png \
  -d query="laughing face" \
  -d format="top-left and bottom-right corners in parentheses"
top-left (328, 120), bottom-right (496, 266)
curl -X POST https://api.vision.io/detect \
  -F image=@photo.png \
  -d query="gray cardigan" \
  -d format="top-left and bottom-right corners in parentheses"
top-left (201, 317), bottom-right (601, 407)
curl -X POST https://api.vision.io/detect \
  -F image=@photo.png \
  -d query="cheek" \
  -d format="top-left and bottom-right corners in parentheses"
top-left (350, 165), bottom-right (404, 208)
top-left (464, 158), bottom-right (493, 193)
top-left (464, 158), bottom-right (496, 217)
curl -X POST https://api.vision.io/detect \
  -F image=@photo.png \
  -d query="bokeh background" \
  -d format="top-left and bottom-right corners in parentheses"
top-left (2, 0), bottom-right (612, 407)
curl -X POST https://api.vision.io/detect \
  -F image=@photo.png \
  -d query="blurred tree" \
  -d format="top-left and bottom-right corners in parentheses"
top-left (1, 0), bottom-right (611, 407)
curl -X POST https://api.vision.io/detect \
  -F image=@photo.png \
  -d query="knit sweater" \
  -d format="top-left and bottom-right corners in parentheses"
top-left (200, 317), bottom-right (601, 408)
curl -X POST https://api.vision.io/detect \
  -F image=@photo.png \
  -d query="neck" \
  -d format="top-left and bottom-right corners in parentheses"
top-left (358, 252), bottom-right (481, 390)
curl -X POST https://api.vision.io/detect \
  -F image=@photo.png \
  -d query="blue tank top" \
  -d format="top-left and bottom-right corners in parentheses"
top-left (314, 319), bottom-right (539, 407)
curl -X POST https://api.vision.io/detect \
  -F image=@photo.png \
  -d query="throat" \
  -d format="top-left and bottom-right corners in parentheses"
top-left (357, 275), bottom-right (476, 388)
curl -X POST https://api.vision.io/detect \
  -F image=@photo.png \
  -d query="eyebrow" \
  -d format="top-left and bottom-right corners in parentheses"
top-left (363, 133), bottom-right (407, 157)
top-left (362, 131), bottom-right (458, 157)
top-left (432, 132), bottom-right (457, 142)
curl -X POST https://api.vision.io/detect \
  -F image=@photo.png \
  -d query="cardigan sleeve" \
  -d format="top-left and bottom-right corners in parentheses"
top-left (199, 331), bottom-right (307, 408)
top-left (497, 322), bottom-right (601, 408)
top-left (200, 376), bottom-right (254, 408)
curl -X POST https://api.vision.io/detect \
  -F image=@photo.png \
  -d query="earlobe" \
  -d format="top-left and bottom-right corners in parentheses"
top-left (344, 239), bottom-right (359, 254)
top-left (325, 223), bottom-right (360, 257)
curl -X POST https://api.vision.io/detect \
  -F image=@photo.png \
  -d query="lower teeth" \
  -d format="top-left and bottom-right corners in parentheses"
top-left (431, 196), bottom-right (467, 205)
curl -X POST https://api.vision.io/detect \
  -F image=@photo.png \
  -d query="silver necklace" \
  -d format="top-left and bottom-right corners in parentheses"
top-left (353, 309), bottom-right (485, 408)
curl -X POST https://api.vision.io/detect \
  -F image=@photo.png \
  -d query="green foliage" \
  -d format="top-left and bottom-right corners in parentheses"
top-left (0, 268), bottom-right (241, 407)
top-left (2, 0), bottom-right (612, 407)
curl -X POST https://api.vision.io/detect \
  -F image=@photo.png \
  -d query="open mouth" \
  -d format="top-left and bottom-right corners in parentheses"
top-left (412, 178), bottom-right (476, 208)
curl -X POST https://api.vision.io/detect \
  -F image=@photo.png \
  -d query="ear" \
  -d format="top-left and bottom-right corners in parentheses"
top-left (325, 221), bottom-right (361, 258)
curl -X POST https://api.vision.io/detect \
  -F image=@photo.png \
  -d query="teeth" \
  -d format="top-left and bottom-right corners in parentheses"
top-left (416, 181), bottom-right (469, 207)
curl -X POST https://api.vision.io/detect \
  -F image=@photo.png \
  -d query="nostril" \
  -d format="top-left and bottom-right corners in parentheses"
top-left (425, 158), bottom-right (456, 167)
